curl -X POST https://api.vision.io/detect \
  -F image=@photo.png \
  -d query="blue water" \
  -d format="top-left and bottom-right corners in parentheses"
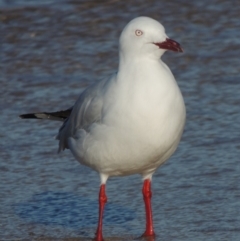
top-left (1, 0), bottom-right (240, 240)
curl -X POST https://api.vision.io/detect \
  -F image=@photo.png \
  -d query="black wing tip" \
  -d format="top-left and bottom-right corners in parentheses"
top-left (19, 108), bottom-right (72, 121)
top-left (19, 113), bottom-right (38, 119)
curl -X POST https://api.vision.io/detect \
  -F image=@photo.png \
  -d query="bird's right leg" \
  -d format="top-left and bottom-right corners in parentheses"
top-left (142, 178), bottom-right (155, 237)
top-left (94, 182), bottom-right (108, 241)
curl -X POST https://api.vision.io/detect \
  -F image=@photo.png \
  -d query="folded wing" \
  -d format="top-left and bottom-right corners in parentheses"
top-left (57, 77), bottom-right (110, 152)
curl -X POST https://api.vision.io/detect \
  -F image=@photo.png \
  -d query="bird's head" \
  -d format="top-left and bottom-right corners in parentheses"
top-left (119, 16), bottom-right (183, 60)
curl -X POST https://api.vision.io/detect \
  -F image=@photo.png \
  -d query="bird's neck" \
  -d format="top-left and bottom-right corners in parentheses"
top-left (118, 51), bottom-right (163, 70)
top-left (118, 54), bottom-right (170, 83)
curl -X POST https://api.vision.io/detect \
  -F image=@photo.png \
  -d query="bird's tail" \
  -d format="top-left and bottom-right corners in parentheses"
top-left (19, 108), bottom-right (72, 122)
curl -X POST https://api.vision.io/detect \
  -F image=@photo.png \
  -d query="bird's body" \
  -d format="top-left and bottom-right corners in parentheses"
top-left (20, 16), bottom-right (186, 240)
top-left (58, 58), bottom-right (185, 179)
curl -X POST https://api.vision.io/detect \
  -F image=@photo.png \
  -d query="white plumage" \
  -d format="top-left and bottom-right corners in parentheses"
top-left (57, 16), bottom-right (186, 182)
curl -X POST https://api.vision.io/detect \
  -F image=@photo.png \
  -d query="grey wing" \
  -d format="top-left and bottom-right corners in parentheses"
top-left (57, 78), bottom-right (109, 152)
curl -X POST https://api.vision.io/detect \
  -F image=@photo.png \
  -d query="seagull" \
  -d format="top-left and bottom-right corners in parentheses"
top-left (20, 16), bottom-right (186, 241)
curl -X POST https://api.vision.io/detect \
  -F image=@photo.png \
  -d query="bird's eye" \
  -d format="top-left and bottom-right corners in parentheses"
top-left (135, 29), bottom-right (143, 36)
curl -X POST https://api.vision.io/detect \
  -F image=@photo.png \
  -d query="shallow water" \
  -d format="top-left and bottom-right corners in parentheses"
top-left (1, 0), bottom-right (240, 240)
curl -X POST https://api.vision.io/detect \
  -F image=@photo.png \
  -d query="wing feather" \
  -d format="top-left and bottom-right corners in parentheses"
top-left (57, 77), bottom-right (110, 152)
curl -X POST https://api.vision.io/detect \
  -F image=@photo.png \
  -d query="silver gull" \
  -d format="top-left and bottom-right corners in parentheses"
top-left (20, 16), bottom-right (186, 241)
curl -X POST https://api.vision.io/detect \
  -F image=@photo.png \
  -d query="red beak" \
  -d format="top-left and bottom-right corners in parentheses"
top-left (154, 38), bottom-right (183, 52)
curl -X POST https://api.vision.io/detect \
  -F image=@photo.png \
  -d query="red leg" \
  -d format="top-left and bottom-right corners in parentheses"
top-left (94, 184), bottom-right (107, 241)
top-left (142, 179), bottom-right (155, 237)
